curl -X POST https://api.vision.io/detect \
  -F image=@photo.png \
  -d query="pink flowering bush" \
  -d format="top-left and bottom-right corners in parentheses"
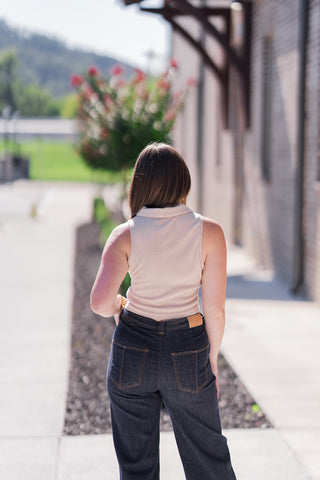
top-left (71, 61), bottom-right (192, 175)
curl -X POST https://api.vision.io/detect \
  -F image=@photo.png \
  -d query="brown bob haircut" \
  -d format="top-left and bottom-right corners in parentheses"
top-left (129, 142), bottom-right (191, 218)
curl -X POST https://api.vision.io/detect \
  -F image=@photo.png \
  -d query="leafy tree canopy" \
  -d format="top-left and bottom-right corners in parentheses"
top-left (0, 49), bottom-right (60, 116)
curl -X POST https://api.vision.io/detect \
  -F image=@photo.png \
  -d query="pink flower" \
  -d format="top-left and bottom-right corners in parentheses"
top-left (136, 83), bottom-right (148, 100)
top-left (88, 66), bottom-right (98, 77)
top-left (111, 64), bottom-right (124, 76)
top-left (71, 74), bottom-right (84, 87)
top-left (104, 95), bottom-right (113, 110)
top-left (157, 77), bottom-right (170, 90)
top-left (83, 85), bottom-right (94, 100)
top-left (170, 58), bottom-right (178, 69)
top-left (116, 79), bottom-right (126, 87)
top-left (131, 69), bottom-right (146, 85)
top-left (164, 110), bottom-right (175, 122)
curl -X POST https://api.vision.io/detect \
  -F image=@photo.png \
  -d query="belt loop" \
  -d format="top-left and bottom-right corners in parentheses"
top-left (159, 322), bottom-right (165, 335)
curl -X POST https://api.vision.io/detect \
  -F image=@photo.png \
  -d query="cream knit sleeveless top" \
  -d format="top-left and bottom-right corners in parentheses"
top-left (125, 204), bottom-right (204, 320)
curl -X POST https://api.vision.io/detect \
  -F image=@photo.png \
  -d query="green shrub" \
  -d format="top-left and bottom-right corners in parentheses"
top-left (93, 197), bottom-right (116, 246)
top-left (71, 61), bottom-right (194, 199)
top-left (60, 93), bottom-right (79, 118)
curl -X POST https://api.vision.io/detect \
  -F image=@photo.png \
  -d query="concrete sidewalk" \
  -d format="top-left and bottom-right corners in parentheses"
top-left (0, 180), bottom-right (319, 480)
top-left (0, 181), bottom-right (96, 479)
top-left (223, 248), bottom-right (320, 480)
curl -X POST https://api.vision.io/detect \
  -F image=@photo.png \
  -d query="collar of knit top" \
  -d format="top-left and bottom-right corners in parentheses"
top-left (136, 204), bottom-right (192, 218)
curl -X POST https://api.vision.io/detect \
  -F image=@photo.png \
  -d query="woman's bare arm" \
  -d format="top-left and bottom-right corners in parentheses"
top-left (201, 218), bottom-right (227, 397)
top-left (90, 222), bottom-right (130, 318)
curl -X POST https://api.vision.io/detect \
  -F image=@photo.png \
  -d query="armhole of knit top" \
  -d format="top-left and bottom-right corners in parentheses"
top-left (197, 213), bottom-right (205, 271)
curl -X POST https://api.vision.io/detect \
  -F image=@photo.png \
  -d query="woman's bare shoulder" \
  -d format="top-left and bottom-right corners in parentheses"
top-left (203, 217), bottom-right (225, 238)
top-left (103, 221), bottom-right (131, 253)
top-left (202, 217), bottom-right (226, 255)
top-left (111, 221), bottom-right (130, 238)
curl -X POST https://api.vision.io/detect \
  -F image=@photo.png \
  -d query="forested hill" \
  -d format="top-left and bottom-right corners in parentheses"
top-left (0, 19), bottom-right (133, 98)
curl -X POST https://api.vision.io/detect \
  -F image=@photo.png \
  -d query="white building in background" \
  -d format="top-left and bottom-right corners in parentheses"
top-left (0, 118), bottom-right (77, 141)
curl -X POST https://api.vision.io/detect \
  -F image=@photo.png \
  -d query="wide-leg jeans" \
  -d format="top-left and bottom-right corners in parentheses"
top-left (107, 309), bottom-right (237, 480)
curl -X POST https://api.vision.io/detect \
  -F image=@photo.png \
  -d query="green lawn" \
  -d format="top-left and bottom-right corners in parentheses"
top-left (0, 140), bottom-right (123, 183)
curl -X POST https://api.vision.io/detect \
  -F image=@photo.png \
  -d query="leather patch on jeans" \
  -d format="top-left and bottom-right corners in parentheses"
top-left (187, 313), bottom-right (203, 328)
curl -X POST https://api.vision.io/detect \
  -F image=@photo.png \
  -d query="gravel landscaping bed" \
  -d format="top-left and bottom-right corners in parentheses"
top-left (63, 220), bottom-right (272, 435)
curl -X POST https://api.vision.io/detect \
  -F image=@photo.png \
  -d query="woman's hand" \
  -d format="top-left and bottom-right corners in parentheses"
top-left (113, 294), bottom-right (122, 326)
top-left (114, 313), bottom-right (120, 326)
top-left (113, 294), bottom-right (128, 326)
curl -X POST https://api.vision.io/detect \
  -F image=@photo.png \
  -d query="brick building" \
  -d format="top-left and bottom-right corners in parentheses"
top-left (123, 0), bottom-right (320, 303)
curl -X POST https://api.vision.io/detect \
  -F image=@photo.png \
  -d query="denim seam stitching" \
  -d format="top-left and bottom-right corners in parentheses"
top-left (110, 340), bottom-right (149, 390)
top-left (195, 350), bottom-right (198, 392)
top-left (171, 344), bottom-right (210, 393)
top-left (132, 351), bottom-right (148, 389)
top-left (110, 344), bottom-right (125, 390)
top-left (171, 344), bottom-right (209, 357)
top-left (197, 347), bottom-right (209, 391)
top-left (113, 339), bottom-right (149, 353)
top-left (157, 337), bottom-right (161, 389)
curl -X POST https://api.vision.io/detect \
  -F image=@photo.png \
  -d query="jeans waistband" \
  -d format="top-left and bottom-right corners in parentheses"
top-left (120, 309), bottom-right (204, 334)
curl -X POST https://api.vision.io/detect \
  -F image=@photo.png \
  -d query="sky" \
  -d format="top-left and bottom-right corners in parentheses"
top-left (0, 0), bottom-right (170, 74)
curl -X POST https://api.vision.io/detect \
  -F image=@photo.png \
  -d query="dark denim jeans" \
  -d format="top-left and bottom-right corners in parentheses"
top-left (107, 309), bottom-right (237, 480)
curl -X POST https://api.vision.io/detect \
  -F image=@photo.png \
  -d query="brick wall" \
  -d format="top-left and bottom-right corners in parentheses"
top-left (242, 0), bottom-right (300, 284)
top-left (171, 0), bottom-right (320, 303)
top-left (304, 0), bottom-right (320, 302)
top-left (244, 0), bottom-right (320, 300)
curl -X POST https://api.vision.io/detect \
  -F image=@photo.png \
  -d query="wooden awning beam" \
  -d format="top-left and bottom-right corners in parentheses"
top-left (170, 0), bottom-right (243, 74)
top-left (140, 6), bottom-right (230, 18)
top-left (121, 0), bottom-right (143, 5)
top-left (168, 17), bottom-right (225, 83)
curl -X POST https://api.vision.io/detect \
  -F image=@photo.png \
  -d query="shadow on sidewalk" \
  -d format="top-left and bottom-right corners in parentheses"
top-left (226, 273), bottom-right (310, 302)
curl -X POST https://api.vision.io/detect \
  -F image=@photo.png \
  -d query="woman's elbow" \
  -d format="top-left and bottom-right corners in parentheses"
top-left (90, 292), bottom-right (113, 317)
top-left (90, 296), bottom-right (101, 315)
top-left (90, 299), bottom-right (101, 315)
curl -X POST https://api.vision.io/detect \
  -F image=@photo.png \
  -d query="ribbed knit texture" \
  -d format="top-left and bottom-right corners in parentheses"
top-left (126, 204), bottom-right (203, 320)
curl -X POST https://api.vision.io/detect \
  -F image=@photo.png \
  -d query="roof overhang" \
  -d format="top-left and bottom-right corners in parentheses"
top-left (121, 0), bottom-right (252, 127)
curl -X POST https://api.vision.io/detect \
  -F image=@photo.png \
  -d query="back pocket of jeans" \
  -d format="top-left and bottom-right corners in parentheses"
top-left (109, 340), bottom-right (149, 389)
top-left (172, 344), bottom-right (211, 393)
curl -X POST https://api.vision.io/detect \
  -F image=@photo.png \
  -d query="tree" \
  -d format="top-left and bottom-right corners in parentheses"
top-left (0, 49), bottom-right (18, 112)
top-left (60, 93), bottom-right (79, 118)
top-left (72, 61), bottom-right (194, 194)
top-left (0, 49), bottom-right (60, 117)
top-left (14, 82), bottom-right (60, 117)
